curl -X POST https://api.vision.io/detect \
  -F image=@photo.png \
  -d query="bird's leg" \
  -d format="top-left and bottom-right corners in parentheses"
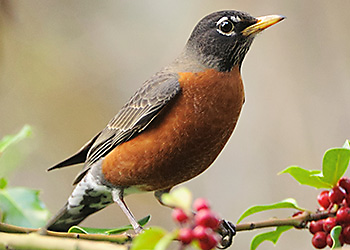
top-left (111, 189), bottom-right (143, 234)
top-left (217, 219), bottom-right (236, 249)
top-left (154, 188), bottom-right (172, 208)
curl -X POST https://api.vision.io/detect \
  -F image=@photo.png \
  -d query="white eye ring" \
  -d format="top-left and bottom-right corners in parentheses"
top-left (216, 17), bottom-right (235, 36)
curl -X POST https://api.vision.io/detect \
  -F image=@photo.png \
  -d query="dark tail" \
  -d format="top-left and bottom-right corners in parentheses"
top-left (45, 198), bottom-right (112, 232)
top-left (45, 202), bottom-right (87, 232)
top-left (45, 174), bottom-right (114, 232)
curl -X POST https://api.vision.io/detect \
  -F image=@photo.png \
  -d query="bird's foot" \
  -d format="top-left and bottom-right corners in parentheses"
top-left (217, 219), bottom-right (236, 249)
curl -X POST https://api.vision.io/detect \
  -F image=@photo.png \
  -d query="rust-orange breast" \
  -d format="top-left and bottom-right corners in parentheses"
top-left (102, 67), bottom-right (244, 191)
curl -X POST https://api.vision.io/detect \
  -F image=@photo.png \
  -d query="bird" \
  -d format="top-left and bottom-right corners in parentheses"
top-left (44, 10), bottom-right (285, 233)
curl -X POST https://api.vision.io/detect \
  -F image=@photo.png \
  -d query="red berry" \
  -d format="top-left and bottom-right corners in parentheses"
top-left (344, 194), bottom-right (350, 207)
top-left (193, 198), bottom-right (210, 211)
top-left (336, 207), bottom-right (350, 224)
top-left (323, 217), bottom-right (337, 233)
top-left (326, 232), bottom-right (345, 247)
top-left (329, 186), bottom-right (346, 204)
top-left (342, 197), bottom-right (349, 207)
top-left (338, 177), bottom-right (350, 194)
top-left (339, 234), bottom-right (345, 245)
top-left (343, 224), bottom-right (350, 237)
top-left (172, 208), bottom-right (189, 223)
top-left (312, 232), bottom-right (327, 249)
top-left (195, 210), bottom-right (220, 230)
top-left (342, 224), bottom-right (350, 244)
top-left (198, 233), bottom-right (219, 250)
top-left (309, 220), bottom-right (324, 234)
top-left (193, 225), bottom-right (211, 240)
top-left (178, 228), bottom-right (193, 245)
top-left (338, 234), bottom-right (345, 246)
top-left (317, 191), bottom-right (331, 209)
top-left (193, 226), bottom-right (219, 250)
top-left (326, 234), bottom-right (333, 247)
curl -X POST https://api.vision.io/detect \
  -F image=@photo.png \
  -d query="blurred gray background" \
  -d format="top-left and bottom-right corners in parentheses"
top-left (1, 0), bottom-right (349, 249)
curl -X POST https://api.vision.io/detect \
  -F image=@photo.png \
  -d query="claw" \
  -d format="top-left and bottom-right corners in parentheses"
top-left (217, 219), bottom-right (236, 249)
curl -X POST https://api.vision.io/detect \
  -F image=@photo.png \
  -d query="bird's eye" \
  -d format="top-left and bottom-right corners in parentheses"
top-left (217, 18), bottom-right (235, 35)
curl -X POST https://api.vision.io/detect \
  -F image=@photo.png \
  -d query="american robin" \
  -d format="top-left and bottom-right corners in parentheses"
top-left (45, 10), bottom-right (284, 233)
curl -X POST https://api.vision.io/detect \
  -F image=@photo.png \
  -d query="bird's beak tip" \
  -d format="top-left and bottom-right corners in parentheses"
top-left (242, 14), bottom-right (286, 36)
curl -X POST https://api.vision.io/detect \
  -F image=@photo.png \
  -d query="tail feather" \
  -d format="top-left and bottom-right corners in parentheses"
top-left (45, 202), bottom-right (110, 232)
top-left (45, 170), bottom-right (113, 232)
top-left (45, 203), bottom-right (84, 232)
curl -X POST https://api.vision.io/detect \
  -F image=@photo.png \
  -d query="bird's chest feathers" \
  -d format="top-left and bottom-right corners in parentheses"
top-left (176, 67), bottom-right (244, 134)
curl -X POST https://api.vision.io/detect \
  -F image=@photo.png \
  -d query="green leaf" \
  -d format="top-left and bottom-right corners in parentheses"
top-left (68, 215), bottom-right (151, 234)
top-left (343, 140), bottom-right (350, 149)
top-left (330, 225), bottom-right (342, 249)
top-left (154, 230), bottom-right (178, 250)
top-left (237, 198), bottom-right (304, 224)
top-left (161, 187), bottom-right (192, 213)
top-left (68, 226), bottom-right (90, 234)
top-left (250, 226), bottom-right (292, 250)
top-left (280, 143), bottom-right (350, 188)
top-left (0, 178), bottom-right (7, 189)
top-left (279, 166), bottom-right (332, 189)
top-left (0, 125), bottom-right (32, 154)
top-left (0, 187), bottom-right (49, 228)
top-left (131, 227), bottom-right (167, 250)
top-left (319, 148), bottom-right (350, 187)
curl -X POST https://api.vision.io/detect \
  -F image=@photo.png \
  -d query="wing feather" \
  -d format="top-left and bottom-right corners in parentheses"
top-left (72, 73), bottom-right (181, 184)
top-left (47, 132), bottom-right (101, 171)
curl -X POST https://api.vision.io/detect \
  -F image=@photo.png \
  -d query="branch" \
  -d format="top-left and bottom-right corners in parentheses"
top-left (0, 222), bottom-right (131, 243)
top-left (235, 210), bottom-right (333, 232)
top-left (0, 210), bottom-right (335, 250)
top-left (0, 232), bottom-right (127, 250)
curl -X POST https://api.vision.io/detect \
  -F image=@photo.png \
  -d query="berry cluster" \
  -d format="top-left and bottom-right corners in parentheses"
top-left (172, 198), bottom-right (221, 250)
top-left (309, 177), bottom-right (350, 249)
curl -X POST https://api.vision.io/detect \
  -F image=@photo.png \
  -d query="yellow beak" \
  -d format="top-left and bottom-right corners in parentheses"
top-left (242, 15), bottom-right (285, 36)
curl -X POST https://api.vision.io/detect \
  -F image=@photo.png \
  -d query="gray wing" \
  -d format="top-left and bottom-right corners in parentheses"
top-left (73, 72), bottom-right (181, 184)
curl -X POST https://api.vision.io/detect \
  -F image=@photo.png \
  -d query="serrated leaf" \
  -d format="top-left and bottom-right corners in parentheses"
top-left (131, 227), bottom-right (167, 250)
top-left (319, 148), bottom-right (350, 187)
top-left (154, 230), bottom-right (178, 250)
top-left (279, 166), bottom-right (332, 189)
top-left (330, 225), bottom-right (342, 249)
top-left (237, 198), bottom-right (304, 224)
top-left (0, 125), bottom-right (32, 154)
top-left (0, 178), bottom-right (7, 189)
top-left (250, 226), bottom-right (292, 250)
top-left (68, 215), bottom-right (151, 234)
top-left (161, 187), bottom-right (192, 213)
top-left (0, 187), bottom-right (49, 228)
top-left (343, 140), bottom-right (350, 149)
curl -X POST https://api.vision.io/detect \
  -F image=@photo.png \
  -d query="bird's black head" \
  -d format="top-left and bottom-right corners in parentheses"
top-left (186, 10), bottom-right (284, 72)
